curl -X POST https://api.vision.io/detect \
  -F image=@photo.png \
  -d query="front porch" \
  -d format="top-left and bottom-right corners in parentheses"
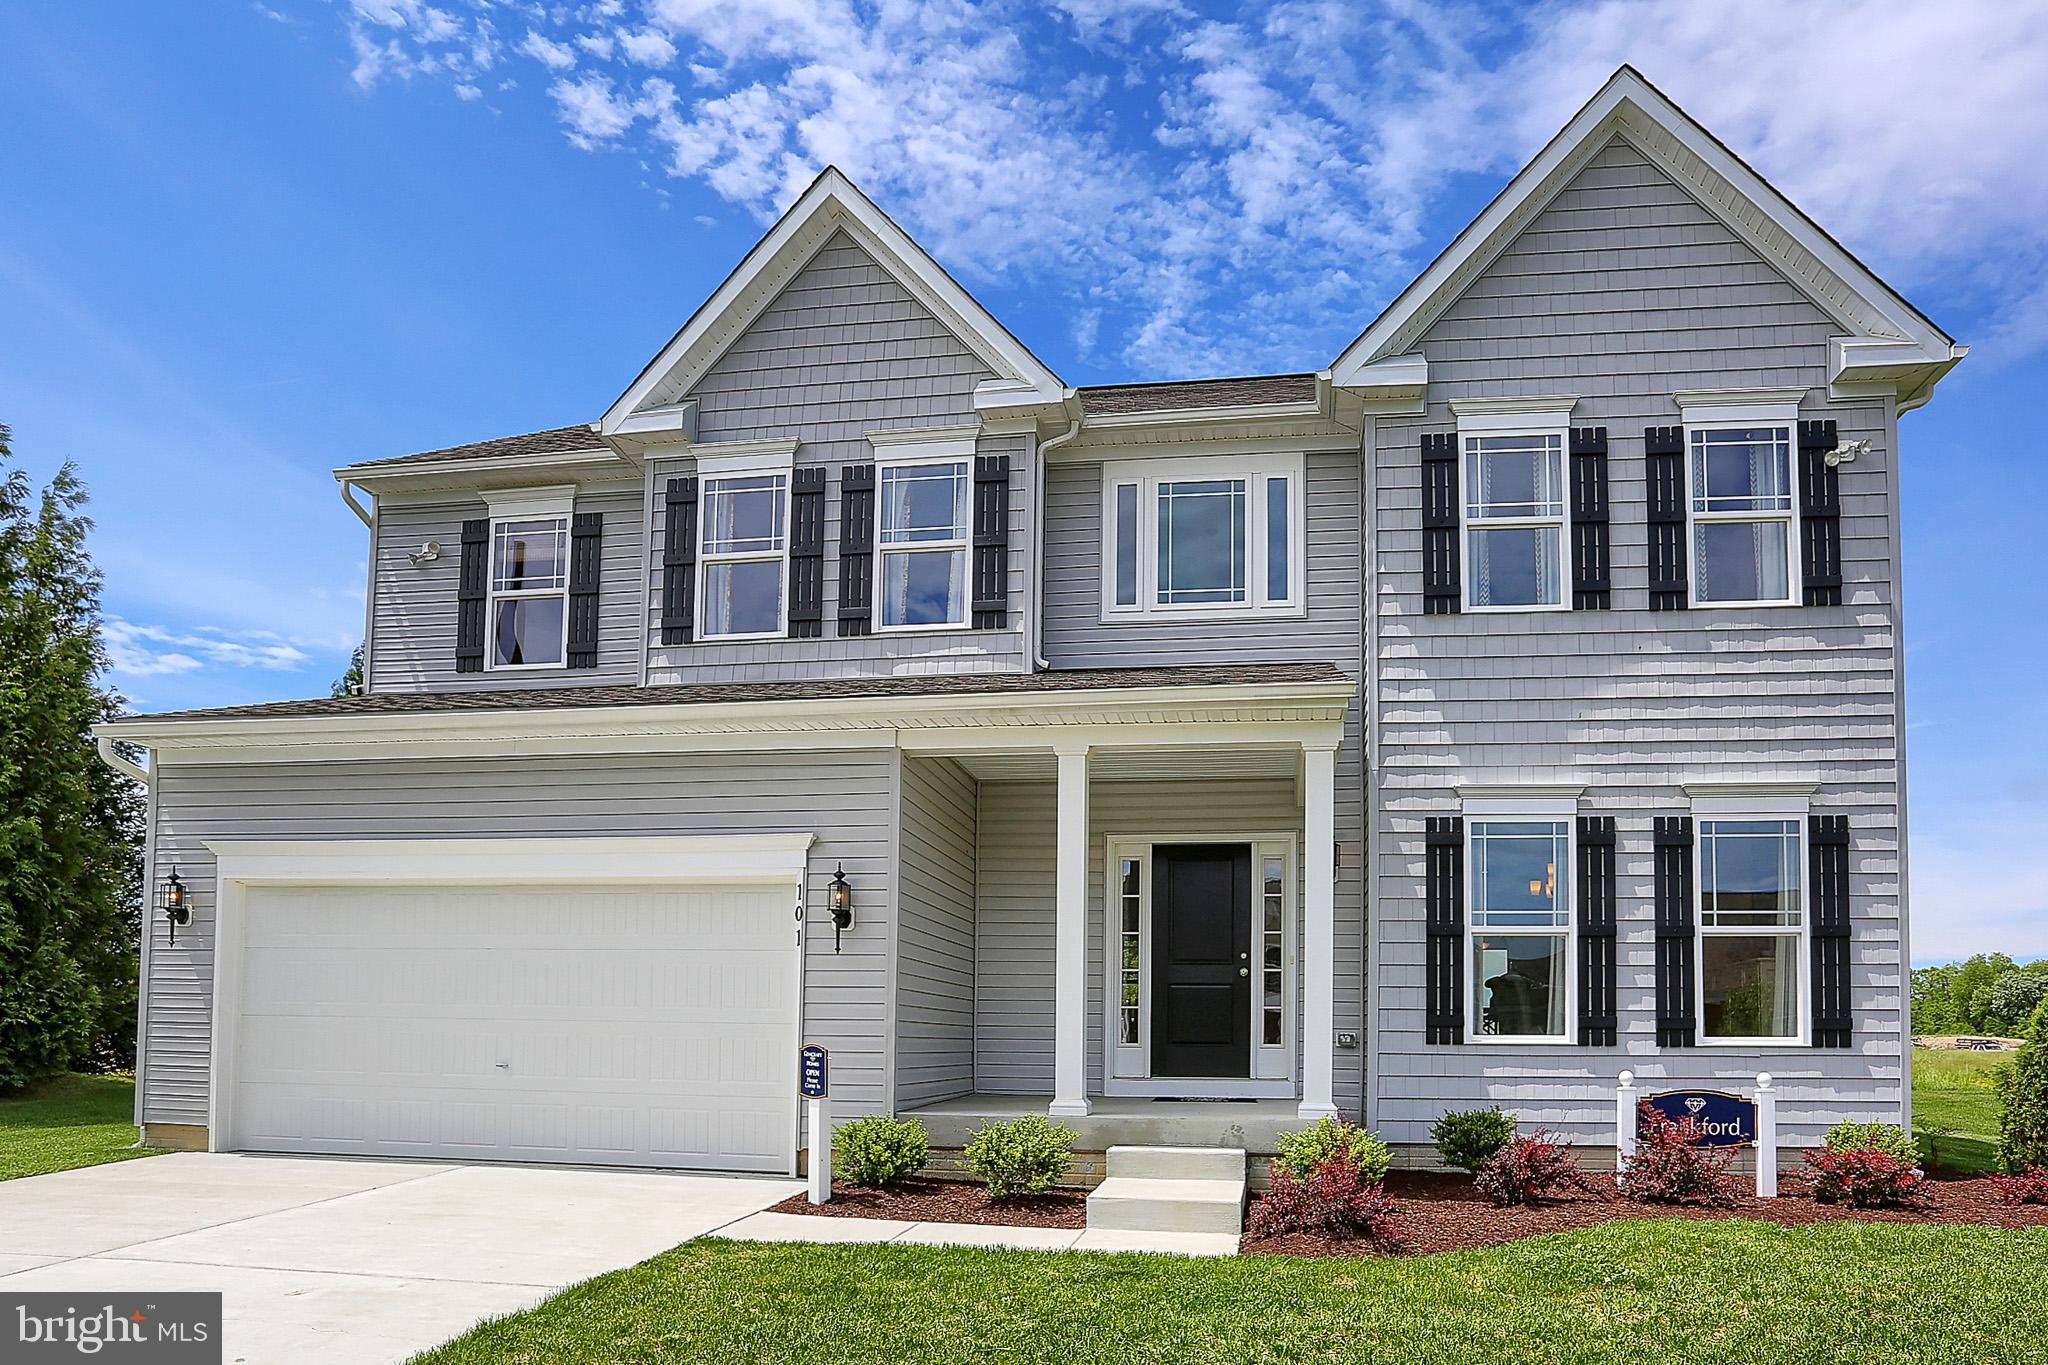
top-left (904, 1094), bottom-right (1304, 1183)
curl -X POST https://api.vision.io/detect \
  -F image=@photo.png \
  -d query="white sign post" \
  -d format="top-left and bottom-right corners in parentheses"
top-left (800, 1044), bottom-right (831, 1205)
top-left (1615, 1070), bottom-right (1637, 1168)
top-left (1754, 1072), bottom-right (1778, 1198)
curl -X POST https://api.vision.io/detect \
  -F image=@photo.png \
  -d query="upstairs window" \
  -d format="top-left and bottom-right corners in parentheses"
top-left (877, 458), bottom-right (970, 629)
top-left (1462, 432), bottom-right (1566, 610)
top-left (487, 512), bottom-right (569, 670)
top-left (1689, 427), bottom-right (1797, 606)
top-left (1697, 818), bottom-right (1804, 1042)
top-left (699, 472), bottom-right (789, 639)
top-left (1102, 454), bottom-right (1303, 620)
top-left (1467, 819), bottom-right (1572, 1041)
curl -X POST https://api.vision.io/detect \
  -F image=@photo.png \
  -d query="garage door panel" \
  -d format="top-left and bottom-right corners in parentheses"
top-left (232, 881), bottom-right (798, 1173)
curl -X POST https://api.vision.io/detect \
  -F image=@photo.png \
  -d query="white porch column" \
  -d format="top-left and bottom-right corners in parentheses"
top-left (1299, 741), bottom-right (1339, 1120)
top-left (1050, 741), bottom-right (1092, 1118)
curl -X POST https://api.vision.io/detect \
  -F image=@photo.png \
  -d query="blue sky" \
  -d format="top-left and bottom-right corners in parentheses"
top-left (1, 1), bottom-right (2042, 963)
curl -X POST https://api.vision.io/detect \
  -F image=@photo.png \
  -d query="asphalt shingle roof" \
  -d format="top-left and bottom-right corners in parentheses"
top-left (345, 424), bottom-right (607, 470)
top-left (1076, 374), bottom-right (1318, 416)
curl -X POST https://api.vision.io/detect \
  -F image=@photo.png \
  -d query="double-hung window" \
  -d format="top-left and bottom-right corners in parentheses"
top-left (877, 458), bottom-right (970, 629)
top-left (483, 488), bottom-right (573, 670)
top-left (1462, 431), bottom-right (1567, 609)
top-left (699, 470), bottom-right (789, 640)
top-left (1102, 453), bottom-right (1303, 620)
top-left (1468, 819), bottom-right (1572, 1040)
top-left (1697, 818), bottom-right (1805, 1042)
top-left (1676, 389), bottom-right (1803, 607)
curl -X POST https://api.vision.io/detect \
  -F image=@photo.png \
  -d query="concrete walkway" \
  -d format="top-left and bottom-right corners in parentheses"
top-left (0, 1152), bottom-right (799, 1364)
top-left (719, 1210), bottom-right (1240, 1256)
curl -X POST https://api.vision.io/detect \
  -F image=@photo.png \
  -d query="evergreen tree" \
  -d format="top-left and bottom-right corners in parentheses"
top-left (1997, 999), bottom-right (2048, 1173)
top-left (0, 425), bottom-right (142, 1087)
top-left (331, 642), bottom-right (364, 697)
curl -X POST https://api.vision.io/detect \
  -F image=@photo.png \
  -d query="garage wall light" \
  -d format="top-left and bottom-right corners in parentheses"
top-left (828, 864), bottom-right (853, 952)
top-left (158, 867), bottom-right (190, 945)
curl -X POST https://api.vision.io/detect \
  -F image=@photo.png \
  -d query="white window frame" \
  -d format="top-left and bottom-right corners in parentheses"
top-left (480, 486), bottom-right (574, 672)
top-left (1452, 396), bottom-right (1576, 615)
top-left (1676, 390), bottom-right (1804, 609)
top-left (1462, 795), bottom-right (1577, 1046)
top-left (695, 447), bottom-right (794, 643)
top-left (1691, 794), bottom-right (1810, 1047)
top-left (1099, 453), bottom-right (1305, 623)
top-left (873, 451), bottom-right (973, 634)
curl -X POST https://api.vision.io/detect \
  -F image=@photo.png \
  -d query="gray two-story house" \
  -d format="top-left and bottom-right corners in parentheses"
top-left (102, 68), bottom-right (1960, 1176)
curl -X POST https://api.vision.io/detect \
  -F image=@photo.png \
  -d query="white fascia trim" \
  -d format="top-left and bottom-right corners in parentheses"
top-left (1458, 784), bottom-right (1585, 817)
top-left (601, 169), bottom-right (1063, 433)
top-left (867, 425), bottom-right (980, 460)
top-left (694, 438), bottom-right (799, 477)
top-left (1331, 354), bottom-right (1428, 411)
top-left (480, 484), bottom-right (578, 519)
top-left (204, 834), bottom-right (815, 886)
top-left (1672, 387), bottom-right (1807, 427)
top-left (607, 401), bottom-right (699, 441)
top-left (1451, 395), bottom-right (1581, 433)
top-left (1685, 781), bottom-right (1817, 817)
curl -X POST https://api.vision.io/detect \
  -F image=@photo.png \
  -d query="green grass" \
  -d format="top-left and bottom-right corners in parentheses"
top-left (414, 1221), bottom-right (2048, 1365)
top-left (1913, 1046), bottom-right (2008, 1172)
top-left (0, 1073), bottom-right (165, 1181)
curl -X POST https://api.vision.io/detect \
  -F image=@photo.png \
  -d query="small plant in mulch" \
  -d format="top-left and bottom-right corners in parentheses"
top-left (1803, 1148), bottom-right (1925, 1208)
top-left (1247, 1156), bottom-right (1403, 1247)
top-left (963, 1114), bottom-right (1075, 1199)
top-left (1616, 1103), bottom-right (1740, 1207)
top-left (1273, 1115), bottom-right (1392, 1184)
top-left (1430, 1107), bottom-right (1517, 1173)
top-left (1989, 1167), bottom-right (2048, 1206)
top-left (1473, 1132), bottom-right (1591, 1207)
top-left (1823, 1121), bottom-right (1920, 1166)
top-left (833, 1115), bottom-right (931, 1188)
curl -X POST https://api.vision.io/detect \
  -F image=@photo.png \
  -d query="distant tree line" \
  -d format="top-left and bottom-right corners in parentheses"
top-left (1913, 954), bottom-right (2048, 1039)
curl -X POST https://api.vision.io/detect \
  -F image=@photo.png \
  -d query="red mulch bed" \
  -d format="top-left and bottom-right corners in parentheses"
top-left (768, 1178), bottom-right (1088, 1229)
top-left (1243, 1168), bottom-right (2048, 1258)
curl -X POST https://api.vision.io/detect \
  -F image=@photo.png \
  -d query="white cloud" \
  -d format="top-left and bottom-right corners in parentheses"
top-left (619, 28), bottom-right (677, 67)
top-left (520, 29), bottom-right (578, 71)
top-left (104, 619), bottom-right (315, 680)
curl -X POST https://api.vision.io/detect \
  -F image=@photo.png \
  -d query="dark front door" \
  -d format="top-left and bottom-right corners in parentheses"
top-left (1150, 844), bottom-right (1252, 1078)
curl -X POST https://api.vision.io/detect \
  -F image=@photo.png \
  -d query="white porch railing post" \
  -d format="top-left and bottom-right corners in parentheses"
top-left (1050, 742), bottom-right (1091, 1118)
top-left (1755, 1072), bottom-right (1778, 1198)
top-left (1616, 1070), bottom-right (1637, 1167)
top-left (1299, 742), bottom-right (1338, 1120)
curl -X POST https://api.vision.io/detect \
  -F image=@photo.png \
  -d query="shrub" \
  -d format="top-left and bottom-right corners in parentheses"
top-left (1823, 1121), bottom-right (1919, 1166)
top-left (1273, 1115), bottom-right (1391, 1184)
top-left (1616, 1103), bottom-right (1740, 1207)
top-left (963, 1114), bottom-right (1074, 1199)
top-left (1998, 1005), bottom-right (2048, 1174)
top-left (1473, 1132), bottom-right (1588, 1206)
top-left (832, 1115), bottom-right (930, 1188)
top-left (1247, 1157), bottom-right (1402, 1246)
top-left (1990, 1167), bottom-right (2048, 1206)
top-left (1804, 1148), bottom-right (1924, 1208)
top-left (1430, 1107), bottom-right (1517, 1173)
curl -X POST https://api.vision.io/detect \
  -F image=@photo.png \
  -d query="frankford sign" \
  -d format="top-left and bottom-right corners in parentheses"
top-left (1644, 1089), bottom-right (1756, 1146)
top-left (799, 1045), bottom-right (829, 1099)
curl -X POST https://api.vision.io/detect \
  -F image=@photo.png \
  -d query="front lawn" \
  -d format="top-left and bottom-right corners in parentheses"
top-left (416, 1220), bottom-right (2048, 1364)
top-left (0, 1073), bottom-right (164, 1181)
top-left (1914, 1046), bottom-right (2007, 1173)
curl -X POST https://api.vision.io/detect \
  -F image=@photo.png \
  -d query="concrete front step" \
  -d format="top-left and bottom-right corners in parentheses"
top-left (1086, 1176), bottom-right (1246, 1235)
top-left (1105, 1145), bottom-right (1246, 1182)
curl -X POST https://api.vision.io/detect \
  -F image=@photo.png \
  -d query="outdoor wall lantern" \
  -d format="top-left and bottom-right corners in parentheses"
top-left (158, 867), bottom-right (190, 945)
top-left (828, 864), bottom-right (853, 952)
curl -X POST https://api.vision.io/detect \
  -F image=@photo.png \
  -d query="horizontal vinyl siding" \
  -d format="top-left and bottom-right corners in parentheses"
top-left (1369, 134), bottom-right (1904, 1147)
top-left (368, 483), bottom-right (642, 692)
top-left (895, 756), bottom-right (977, 1108)
top-left (141, 750), bottom-right (897, 1128)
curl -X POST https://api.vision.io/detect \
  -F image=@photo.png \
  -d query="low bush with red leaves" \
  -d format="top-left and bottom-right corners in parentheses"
top-left (1803, 1147), bottom-right (1925, 1208)
top-left (1990, 1167), bottom-right (2048, 1206)
top-left (1472, 1131), bottom-right (1589, 1206)
top-left (1616, 1103), bottom-right (1740, 1207)
top-left (1249, 1156), bottom-right (1403, 1246)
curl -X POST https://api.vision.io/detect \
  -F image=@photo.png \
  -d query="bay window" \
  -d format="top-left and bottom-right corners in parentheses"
top-left (1468, 819), bottom-right (1572, 1041)
top-left (1697, 818), bottom-right (1805, 1041)
top-left (699, 471), bottom-right (789, 639)
top-left (1101, 454), bottom-right (1303, 620)
top-left (1462, 432), bottom-right (1566, 610)
top-left (877, 458), bottom-right (970, 629)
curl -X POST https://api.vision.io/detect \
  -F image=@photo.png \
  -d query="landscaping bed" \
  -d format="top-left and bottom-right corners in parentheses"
top-left (1243, 1167), bottom-right (2048, 1257)
top-left (768, 1178), bottom-right (1088, 1228)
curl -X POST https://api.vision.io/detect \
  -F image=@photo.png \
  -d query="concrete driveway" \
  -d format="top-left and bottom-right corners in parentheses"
top-left (0, 1152), bottom-right (800, 1364)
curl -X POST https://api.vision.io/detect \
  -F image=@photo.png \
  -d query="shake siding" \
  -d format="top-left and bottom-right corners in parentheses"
top-left (645, 230), bottom-right (1029, 682)
top-left (1369, 135), bottom-right (1903, 1147)
top-left (367, 484), bottom-right (643, 692)
top-left (895, 756), bottom-right (978, 1108)
top-left (139, 750), bottom-right (897, 1128)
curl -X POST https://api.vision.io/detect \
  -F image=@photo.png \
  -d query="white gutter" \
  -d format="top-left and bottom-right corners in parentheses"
top-left (1031, 392), bottom-right (1084, 671)
top-left (337, 477), bottom-right (372, 528)
top-left (95, 735), bottom-right (151, 787)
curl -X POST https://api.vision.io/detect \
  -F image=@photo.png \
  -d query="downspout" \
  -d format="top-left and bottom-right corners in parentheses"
top-left (92, 733), bottom-right (152, 1131)
top-left (1031, 393), bottom-right (1083, 672)
top-left (96, 734), bottom-right (152, 788)
top-left (339, 476), bottom-right (375, 695)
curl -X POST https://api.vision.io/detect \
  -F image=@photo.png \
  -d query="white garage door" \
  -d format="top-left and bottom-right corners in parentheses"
top-left (230, 881), bottom-right (798, 1173)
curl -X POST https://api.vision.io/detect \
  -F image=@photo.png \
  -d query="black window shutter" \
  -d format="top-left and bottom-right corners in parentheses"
top-left (1578, 816), bottom-right (1618, 1046)
top-left (1654, 816), bottom-right (1696, 1047)
top-left (1798, 420), bottom-right (1843, 606)
top-left (659, 477), bottom-right (697, 646)
top-left (1425, 816), bottom-right (1464, 1044)
top-left (838, 463), bottom-right (875, 637)
top-left (1645, 427), bottom-right (1688, 611)
top-left (1810, 814), bottom-right (1853, 1047)
top-left (566, 511), bottom-right (602, 669)
top-left (1570, 427), bottom-right (1611, 610)
top-left (788, 467), bottom-right (826, 638)
top-left (1421, 433), bottom-right (1460, 615)
top-left (455, 517), bottom-right (487, 673)
top-left (972, 454), bottom-right (1011, 629)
